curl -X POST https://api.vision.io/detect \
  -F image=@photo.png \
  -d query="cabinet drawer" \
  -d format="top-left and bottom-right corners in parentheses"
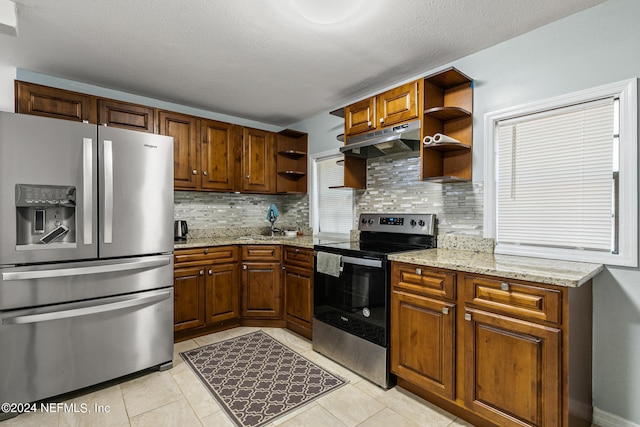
top-left (242, 245), bottom-right (281, 261)
top-left (283, 246), bottom-right (313, 269)
top-left (391, 263), bottom-right (456, 300)
top-left (174, 246), bottom-right (238, 266)
top-left (464, 275), bottom-right (562, 324)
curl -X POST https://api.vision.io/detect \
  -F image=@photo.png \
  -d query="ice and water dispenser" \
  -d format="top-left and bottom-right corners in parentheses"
top-left (15, 184), bottom-right (77, 248)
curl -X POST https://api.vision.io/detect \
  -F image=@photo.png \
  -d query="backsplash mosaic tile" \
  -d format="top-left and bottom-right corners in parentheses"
top-left (355, 152), bottom-right (484, 237)
top-left (174, 192), bottom-right (309, 231)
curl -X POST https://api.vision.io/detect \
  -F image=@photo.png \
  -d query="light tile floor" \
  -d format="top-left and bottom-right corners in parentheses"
top-left (3, 327), bottom-right (475, 427)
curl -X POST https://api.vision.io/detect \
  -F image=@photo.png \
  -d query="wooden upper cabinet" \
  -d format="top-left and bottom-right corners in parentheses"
top-left (201, 120), bottom-right (238, 192)
top-left (241, 127), bottom-right (275, 194)
top-left (97, 99), bottom-right (155, 133)
top-left (159, 111), bottom-right (199, 190)
top-left (15, 81), bottom-right (96, 123)
top-left (377, 80), bottom-right (420, 128)
top-left (345, 97), bottom-right (376, 136)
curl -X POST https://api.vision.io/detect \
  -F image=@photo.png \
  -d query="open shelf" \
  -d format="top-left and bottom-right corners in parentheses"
top-left (423, 141), bottom-right (471, 152)
top-left (278, 170), bottom-right (306, 177)
top-left (424, 106), bottom-right (471, 121)
top-left (278, 150), bottom-right (306, 159)
top-left (276, 130), bottom-right (308, 193)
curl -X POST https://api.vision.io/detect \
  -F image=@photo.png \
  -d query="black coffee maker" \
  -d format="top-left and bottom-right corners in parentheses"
top-left (174, 220), bottom-right (188, 242)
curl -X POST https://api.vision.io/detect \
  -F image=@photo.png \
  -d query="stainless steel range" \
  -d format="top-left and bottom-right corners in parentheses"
top-left (313, 213), bottom-right (436, 388)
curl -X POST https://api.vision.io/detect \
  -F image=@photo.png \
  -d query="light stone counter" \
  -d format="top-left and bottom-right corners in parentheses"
top-left (174, 235), bottom-right (316, 250)
top-left (389, 249), bottom-right (603, 287)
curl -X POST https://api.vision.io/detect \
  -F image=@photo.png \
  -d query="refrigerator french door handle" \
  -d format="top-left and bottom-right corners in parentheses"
top-left (82, 137), bottom-right (93, 245)
top-left (1, 289), bottom-right (172, 325)
top-left (1, 257), bottom-right (171, 281)
top-left (103, 139), bottom-right (113, 244)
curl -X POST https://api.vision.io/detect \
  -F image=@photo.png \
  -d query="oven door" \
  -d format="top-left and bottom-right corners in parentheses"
top-left (314, 254), bottom-right (388, 347)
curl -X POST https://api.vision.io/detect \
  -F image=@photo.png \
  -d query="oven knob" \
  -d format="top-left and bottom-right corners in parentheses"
top-left (418, 220), bottom-right (425, 226)
top-left (368, 219), bottom-right (374, 224)
top-left (410, 219), bottom-right (417, 226)
top-left (361, 218), bottom-right (367, 224)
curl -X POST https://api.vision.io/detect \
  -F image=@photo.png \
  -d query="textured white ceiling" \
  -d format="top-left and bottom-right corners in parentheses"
top-left (0, 0), bottom-right (605, 126)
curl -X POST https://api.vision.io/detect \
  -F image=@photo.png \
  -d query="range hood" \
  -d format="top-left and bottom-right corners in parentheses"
top-left (339, 120), bottom-right (421, 159)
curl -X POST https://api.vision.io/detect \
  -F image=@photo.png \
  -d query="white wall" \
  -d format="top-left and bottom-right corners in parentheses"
top-left (0, 64), bottom-right (15, 112)
top-left (291, 0), bottom-right (640, 424)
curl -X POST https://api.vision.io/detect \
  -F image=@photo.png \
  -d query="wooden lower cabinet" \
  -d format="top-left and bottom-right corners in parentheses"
top-left (282, 246), bottom-right (314, 339)
top-left (174, 266), bottom-right (206, 331)
top-left (391, 289), bottom-right (455, 399)
top-left (241, 245), bottom-right (282, 319)
top-left (464, 308), bottom-right (561, 427)
top-left (174, 246), bottom-right (240, 340)
top-left (390, 262), bottom-right (593, 427)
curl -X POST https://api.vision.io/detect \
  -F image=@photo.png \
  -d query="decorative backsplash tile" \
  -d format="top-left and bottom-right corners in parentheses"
top-left (355, 152), bottom-right (484, 237)
top-left (174, 192), bottom-right (309, 231)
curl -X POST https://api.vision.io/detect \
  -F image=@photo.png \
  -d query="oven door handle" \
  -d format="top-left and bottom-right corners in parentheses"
top-left (341, 256), bottom-right (382, 268)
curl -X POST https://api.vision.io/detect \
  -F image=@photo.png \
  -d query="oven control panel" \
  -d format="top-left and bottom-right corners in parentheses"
top-left (358, 213), bottom-right (435, 235)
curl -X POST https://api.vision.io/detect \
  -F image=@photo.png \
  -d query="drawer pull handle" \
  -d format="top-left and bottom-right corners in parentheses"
top-left (415, 268), bottom-right (422, 275)
top-left (204, 249), bottom-right (209, 255)
top-left (464, 313), bottom-right (472, 321)
top-left (442, 307), bottom-right (449, 315)
top-left (500, 282), bottom-right (510, 291)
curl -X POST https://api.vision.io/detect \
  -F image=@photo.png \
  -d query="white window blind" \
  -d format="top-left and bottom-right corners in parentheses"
top-left (496, 98), bottom-right (615, 252)
top-left (316, 157), bottom-right (353, 236)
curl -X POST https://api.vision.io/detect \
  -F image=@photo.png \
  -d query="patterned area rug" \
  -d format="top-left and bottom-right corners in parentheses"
top-left (180, 331), bottom-right (346, 427)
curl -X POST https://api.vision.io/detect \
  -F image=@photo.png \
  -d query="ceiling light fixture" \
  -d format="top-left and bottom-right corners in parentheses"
top-left (0, 0), bottom-right (17, 37)
top-left (291, 0), bottom-right (365, 25)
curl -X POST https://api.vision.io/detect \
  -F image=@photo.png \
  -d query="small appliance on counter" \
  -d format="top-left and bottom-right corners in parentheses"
top-left (174, 220), bottom-right (188, 242)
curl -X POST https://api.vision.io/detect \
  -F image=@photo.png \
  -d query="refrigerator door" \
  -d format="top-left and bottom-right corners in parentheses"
top-left (98, 126), bottom-right (174, 258)
top-left (0, 287), bottom-right (173, 406)
top-left (0, 254), bottom-right (173, 311)
top-left (0, 113), bottom-right (98, 266)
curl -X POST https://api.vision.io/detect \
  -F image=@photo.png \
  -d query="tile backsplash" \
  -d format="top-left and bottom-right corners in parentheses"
top-left (174, 191), bottom-right (309, 231)
top-left (355, 152), bottom-right (484, 236)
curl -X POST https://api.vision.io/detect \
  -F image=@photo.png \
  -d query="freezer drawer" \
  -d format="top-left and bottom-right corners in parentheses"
top-left (0, 254), bottom-right (173, 310)
top-left (0, 287), bottom-right (174, 406)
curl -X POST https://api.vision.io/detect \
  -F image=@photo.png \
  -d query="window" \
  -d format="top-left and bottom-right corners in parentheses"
top-left (484, 79), bottom-right (637, 267)
top-left (311, 153), bottom-right (354, 238)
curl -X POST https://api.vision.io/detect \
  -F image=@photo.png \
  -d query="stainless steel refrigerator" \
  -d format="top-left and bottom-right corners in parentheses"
top-left (0, 112), bottom-right (174, 416)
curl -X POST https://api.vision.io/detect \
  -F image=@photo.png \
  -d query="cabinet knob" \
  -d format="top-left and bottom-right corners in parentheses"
top-left (415, 268), bottom-right (422, 275)
top-left (500, 282), bottom-right (510, 291)
top-left (245, 175), bottom-right (250, 179)
top-left (282, 266), bottom-right (286, 270)
top-left (243, 264), bottom-right (247, 270)
top-left (295, 249), bottom-right (299, 254)
top-left (442, 307), bottom-right (449, 315)
top-left (204, 248), bottom-right (209, 255)
top-left (464, 313), bottom-right (472, 321)
top-left (208, 269), bottom-right (212, 275)
top-left (379, 118), bottom-right (384, 124)
top-left (199, 270), bottom-right (204, 276)
top-left (192, 170), bottom-right (198, 175)
top-left (203, 171), bottom-right (208, 176)
top-left (367, 121), bottom-right (372, 127)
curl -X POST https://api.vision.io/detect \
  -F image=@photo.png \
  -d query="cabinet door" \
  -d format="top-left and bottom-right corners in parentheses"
top-left (283, 264), bottom-right (313, 326)
top-left (159, 111), bottom-right (199, 190)
top-left (201, 120), bottom-right (237, 191)
top-left (345, 97), bottom-right (376, 136)
top-left (205, 262), bottom-right (239, 324)
top-left (391, 290), bottom-right (455, 399)
top-left (464, 308), bottom-right (561, 427)
top-left (97, 99), bottom-right (155, 133)
top-left (377, 80), bottom-right (419, 128)
top-left (174, 267), bottom-right (206, 332)
top-left (241, 128), bottom-right (275, 193)
top-left (241, 262), bottom-right (281, 318)
top-left (15, 81), bottom-right (95, 123)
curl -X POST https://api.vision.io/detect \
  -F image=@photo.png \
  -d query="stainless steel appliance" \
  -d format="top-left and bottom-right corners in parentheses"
top-left (174, 219), bottom-right (188, 242)
top-left (339, 120), bottom-right (421, 158)
top-left (0, 112), bottom-right (174, 419)
top-left (313, 213), bottom-right (436, 388)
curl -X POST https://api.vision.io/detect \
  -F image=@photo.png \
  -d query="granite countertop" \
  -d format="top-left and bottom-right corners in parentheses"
top-left (174, 235), bottom-right (316, 250)
top-left (389, 248), bottom-right (603, 287)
